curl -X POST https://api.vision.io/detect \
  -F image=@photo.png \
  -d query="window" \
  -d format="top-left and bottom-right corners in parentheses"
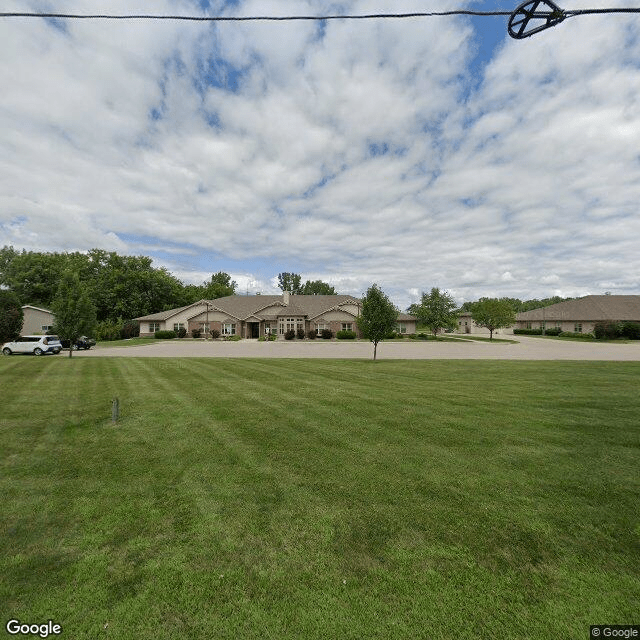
top-left (342, 323), bottom-right (353, 332)
top-left (316, 323), bottom-right (327, 336)
top-left (280, 318), bottom-right (302, 334)
top-left (201, 323), bottom-right (210, 333)
top-left (555, 322), bottom-right (562, 329)
top-left (149, 322), bottom-right (161, 333)
top-left (264, 323), bottom-right (272, 335)
top-left (526, 322), bottom-right (532, 329)
top-left (395, 323), bottom-right (407, 334)
top-left (574, 323), bottom-right (582, 333)
top-left (173, 323), bottom-right (185, 333)
top-left (41, 325), bottom-right (53, 332)
top-left (223, 323), bottom-right (236, 335)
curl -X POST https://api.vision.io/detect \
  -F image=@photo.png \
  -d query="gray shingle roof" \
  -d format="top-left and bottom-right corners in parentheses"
top-left (205, 294), bottom-right (362, 320)
top-left (137, 294), bottom-right (418, 324)
top-left (517, 295), bottom-right (640, 322)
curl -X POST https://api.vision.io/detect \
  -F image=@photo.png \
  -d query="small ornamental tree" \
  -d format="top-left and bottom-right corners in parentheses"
top-left (471, 298), bottom-right (516, 340)
top-left (0, 290), bottom-right (23, 343)
top-left (357, 284), bottom-right (398, 360)
top-left (408, 287), bottom-right (458, 337)
top-left (51, 270), bottom-right (97, 358)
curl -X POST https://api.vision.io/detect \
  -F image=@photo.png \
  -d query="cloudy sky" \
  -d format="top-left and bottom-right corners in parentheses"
top-left (1, 0), bottom-right (639, 309)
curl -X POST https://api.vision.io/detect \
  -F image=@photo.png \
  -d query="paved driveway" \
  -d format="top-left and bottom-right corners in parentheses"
top-left (77, 336), bottom-right (640, 360)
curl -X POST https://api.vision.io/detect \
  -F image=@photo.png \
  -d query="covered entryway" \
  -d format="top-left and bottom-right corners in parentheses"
top-left (248, 322), bottom-right (260, 338)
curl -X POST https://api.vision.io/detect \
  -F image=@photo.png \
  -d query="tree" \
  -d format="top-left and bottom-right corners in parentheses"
top-left (301, 280), bottom-right (337, 295)
top-left (0, 290), bottom-right (23, 343)
top-left (357, 284), bottom-right (398, 361)
top-left (470, 298), bottom-right (516, 340)
top-left (408, 287), bottom-right (458, 337)
top-left (277, 272), bottom-right (303, 294)
top-left (51, 271), bottom-right (97, 358)
top-left (203, 272), bottom-right (237, 299)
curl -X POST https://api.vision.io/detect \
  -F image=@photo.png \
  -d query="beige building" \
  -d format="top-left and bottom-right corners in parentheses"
top-left (21, 305), bottom-right (56, 335)
top-left (455, 312), bottom-right (514, 336)
top-left (137, 293), bottom-right (416, 339)
top-left (515, 295), bottom-right (640, 334)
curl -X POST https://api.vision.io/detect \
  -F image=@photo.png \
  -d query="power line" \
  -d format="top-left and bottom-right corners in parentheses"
top-left (2, 8), bottom-right (640, 21)
top-left (2, 5), bottom-right (640, 39)
top-left (0, 11), bottom-right (515, 21)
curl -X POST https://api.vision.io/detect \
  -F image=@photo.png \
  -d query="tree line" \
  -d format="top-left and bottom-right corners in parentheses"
top-left (0, 246), bottom-right (238, 323)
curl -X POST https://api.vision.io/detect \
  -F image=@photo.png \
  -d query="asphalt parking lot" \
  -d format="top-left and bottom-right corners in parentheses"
top-left (75, 335), bottom-right (640, 360)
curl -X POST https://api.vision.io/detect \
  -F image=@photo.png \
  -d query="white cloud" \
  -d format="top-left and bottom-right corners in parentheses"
top-left (1, 0), bottom-right (640, 310)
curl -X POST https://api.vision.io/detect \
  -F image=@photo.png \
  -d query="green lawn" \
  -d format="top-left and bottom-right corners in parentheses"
top-left (1, 358), bottom-right (638, 639)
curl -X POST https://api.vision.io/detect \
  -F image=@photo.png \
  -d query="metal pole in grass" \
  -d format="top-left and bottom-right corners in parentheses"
top-left (112, 397), bottom-right (119, 424)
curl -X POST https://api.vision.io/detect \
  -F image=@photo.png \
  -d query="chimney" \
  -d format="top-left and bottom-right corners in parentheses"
top-left (283, 291), bottom-right (290, 305)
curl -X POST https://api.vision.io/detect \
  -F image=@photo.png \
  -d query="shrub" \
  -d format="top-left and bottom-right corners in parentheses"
top-left (177, 326), bottom-right (187, 339)
top-left (321, 328), bottom-right (333, 340)
top-left (95, 319), bottom-right (121, 341)
top-left (258, 336), bottom-right (266, 342)
top-left (223, 335), bottom-right (242, 341)
top-left (513, 328), bottom-right (543, 335)
top-left (307, 330), bottom-right (317, 340)
top-left (284, 329), bottom-right (296, 340)
top-left (336, 330), bottom-right (356, 340)
top-left (296, 328), bottom-right (306, 340)
top-left (620, 322), bottom-right (640, 340)
top-left (191, 328), bottom-right (201, 339)
top-left (559, 331), bottom-right (594, 339)
top-left (120, 319), bottom-right (140, 339)
top-left (154, 330), bottom-right (176, 339)
top-left (210, 329), bottom-right (220, 339)
top-left (594, 322), bottom-right (621, 340)
top-left (544, 327), bottom-right (562, 336)
top-left (268, 334), bottom-right (277, 341)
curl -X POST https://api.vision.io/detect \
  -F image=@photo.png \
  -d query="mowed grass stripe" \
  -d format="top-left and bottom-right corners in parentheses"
top-left (1, 358), bottom-right (638, 639)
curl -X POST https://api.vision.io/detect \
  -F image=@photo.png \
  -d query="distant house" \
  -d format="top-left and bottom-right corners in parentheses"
top-left (455, 311), bottom-right (514, 336)
top-left (136, 293), bottom-right (417, 339)
top-left (21, 305), bottom-right (55, 335)
top-left (515, 295), bottom-right (640, 334)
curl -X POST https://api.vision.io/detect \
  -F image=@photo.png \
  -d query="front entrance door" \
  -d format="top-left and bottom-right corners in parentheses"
top-left (249, 322), bottom-right (259, 338)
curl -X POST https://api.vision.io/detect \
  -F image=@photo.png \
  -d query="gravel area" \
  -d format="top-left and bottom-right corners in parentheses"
top-left (76, 335), bottom-right (640, 360)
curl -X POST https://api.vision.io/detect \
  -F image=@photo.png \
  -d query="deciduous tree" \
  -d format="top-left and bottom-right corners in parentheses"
top-left (0, 290), bottom-right (23, 343)
top-left (52, 271), bottom-right (97, 358)
top-left (408, 288), bottom-right (458, 337)
top-left (277, 272), bottom-right (303, 294)
top-left (301, 280), bottom-right (337, 295)
top-left (357, 284), bottom-right (398, 361)
top-left (470, 298), bottom-right (516, 340)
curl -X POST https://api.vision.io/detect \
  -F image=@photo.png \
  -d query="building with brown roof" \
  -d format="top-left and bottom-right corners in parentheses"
top-left (515, 295), bottom-right (640, 334)
top-left (136, 292), bottom-right (417, 339)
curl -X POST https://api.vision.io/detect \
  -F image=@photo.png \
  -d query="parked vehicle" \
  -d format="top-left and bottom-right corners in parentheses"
top-left (59, 336), bottom-right (96, 350)
top-left (2, 335), bottom-right (62, 356)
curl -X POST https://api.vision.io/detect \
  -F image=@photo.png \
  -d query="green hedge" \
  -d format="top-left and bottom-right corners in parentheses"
top-left (336, 330), bottom-right (357, 340)
top-left (154, 330), bottom-right (176, 339)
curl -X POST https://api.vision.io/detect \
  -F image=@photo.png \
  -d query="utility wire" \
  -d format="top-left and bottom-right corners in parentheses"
top-left (0, 11), bottom-right (517, 21)
top-left (1, 8), bottom-right (640, 21)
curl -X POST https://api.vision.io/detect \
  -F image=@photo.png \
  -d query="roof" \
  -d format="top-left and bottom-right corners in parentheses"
top-left (136, 300), bottom-right (209, 322)
top-left (211, 295), bottom-right (361, 320)
top-left (136, 295), bottom-right (363, 323)
top-left (22, 305), bottom-right (54, 314)
top-left (397, 313), bottom-right (416, 321)
top-left (517, 295), bottom-right (640, 322)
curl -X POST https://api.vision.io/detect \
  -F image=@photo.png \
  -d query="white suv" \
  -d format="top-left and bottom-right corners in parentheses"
top-left (2, 335), bottom-right (63, 356)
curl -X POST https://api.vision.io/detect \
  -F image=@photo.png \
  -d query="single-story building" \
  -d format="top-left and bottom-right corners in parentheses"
top-left (21, 305), bottom-right (56, 335)
top-left (455, 312), bottom-right (514, 336)
top-left (136, 293), bottom-right (417, 339)
top-left (515, 295), bottom-right (640, 334)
